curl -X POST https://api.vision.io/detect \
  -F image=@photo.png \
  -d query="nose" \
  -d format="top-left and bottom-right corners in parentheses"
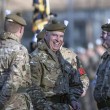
top-left (57, 35), bottom-right (61, 41)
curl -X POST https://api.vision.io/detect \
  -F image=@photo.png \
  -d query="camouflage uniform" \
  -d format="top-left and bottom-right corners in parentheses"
top-left (94, 50), bottom-right (110, 110)
top-left (36, 30), bottom-right (89, 95)
top-left (0, 32), bottom-right (33, 110)
top-left (60, 47), bottom-right (89, 95)
top-left (30, 39), bottom-right (83, 110)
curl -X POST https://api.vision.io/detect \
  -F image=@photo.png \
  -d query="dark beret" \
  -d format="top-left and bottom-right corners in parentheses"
top-left (44, 19), bottom-right (66, 33)
top-left (101, 23), bottom-right (110, 32)
top-left (6, 14), bottom-right (27, 26)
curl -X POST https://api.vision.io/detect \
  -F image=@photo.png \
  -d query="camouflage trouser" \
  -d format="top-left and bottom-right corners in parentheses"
top-left (99, 107), bottom-right (110, 110)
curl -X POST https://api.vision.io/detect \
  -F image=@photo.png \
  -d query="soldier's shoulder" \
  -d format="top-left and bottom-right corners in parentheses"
top-left (61, 47), bottom-right (77, 55)
top-left (15, 44), bottom-right (28, 53)
top-left (60, 47), bottom-right (77, 59)
top-left (20, 45), bottom-right (28, 54)
top-left (11, 43), bottom-right (28, 56)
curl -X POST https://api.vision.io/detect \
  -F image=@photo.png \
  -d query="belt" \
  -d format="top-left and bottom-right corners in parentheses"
top-left (97, 99), bottom-right (110, 109)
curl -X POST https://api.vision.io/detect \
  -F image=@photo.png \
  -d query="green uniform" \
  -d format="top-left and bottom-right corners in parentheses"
top-left (0, 32), bottom-right (33, 110)
top-left (36, 30), bottom-right (89, 95)
top-left (93, 19), bottom-right (110, 110)
top-left (94, 51), bottom-right (110, 110)
top-left (30, 40), bottom-right (83, 110)
top-left (60, 47), bottom-right (89, 95)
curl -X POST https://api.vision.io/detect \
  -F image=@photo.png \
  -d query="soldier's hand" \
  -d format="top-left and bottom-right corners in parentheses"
top-left (0, 103), bottom-right (4, 110)
top-left (71, 100), bottom-right (80, 110)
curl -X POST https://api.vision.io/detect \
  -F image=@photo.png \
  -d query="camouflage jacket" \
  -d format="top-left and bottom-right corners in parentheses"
top-left (0, 32), bottom-right (33, 110)
top-left (60, 47), bottom-right (89, 96)
top-left (30, 40), bottom-right (83, 109)
top-left (94, 50), bottom-right (110, 102)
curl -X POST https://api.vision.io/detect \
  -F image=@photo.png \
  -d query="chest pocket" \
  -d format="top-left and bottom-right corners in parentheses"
top-left (44, 60), bottom-right (56, 72)
top-left (41, 60), bottom-right (62, 89)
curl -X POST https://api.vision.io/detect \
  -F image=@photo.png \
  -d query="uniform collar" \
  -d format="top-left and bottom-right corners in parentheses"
top-left (0, 32), bottom-right (20, 43)
top-left (38, 39), bottom-right (63, 62)
top-left (101, 50), bottom-right (110, 59)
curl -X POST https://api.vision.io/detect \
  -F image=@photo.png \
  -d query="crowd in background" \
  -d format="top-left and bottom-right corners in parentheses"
top-left (74, 41), bottom-right (105, 110)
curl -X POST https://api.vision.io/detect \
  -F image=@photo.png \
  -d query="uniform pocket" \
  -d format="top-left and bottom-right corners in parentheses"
top-left (41, 60), bottom-right (60, 88)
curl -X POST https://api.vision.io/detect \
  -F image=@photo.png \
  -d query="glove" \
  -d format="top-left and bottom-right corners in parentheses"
top-left (0, 103), bottom-right (4, 110)
top-left (71, 100), bottom-right (80, 110)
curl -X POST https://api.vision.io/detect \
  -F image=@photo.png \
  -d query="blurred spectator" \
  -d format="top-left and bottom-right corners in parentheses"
top-left (86, 42), bottom-right (99, 81)
top-left (76, 47), bottom-right (89, 69)
top-left (95, 39), bottom-right (105, 57)
top-left (75, 46), bottom-right (98, 110)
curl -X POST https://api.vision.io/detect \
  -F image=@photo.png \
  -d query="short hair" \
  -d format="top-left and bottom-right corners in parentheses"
top-left (4, 21), bottom-right (22, 33)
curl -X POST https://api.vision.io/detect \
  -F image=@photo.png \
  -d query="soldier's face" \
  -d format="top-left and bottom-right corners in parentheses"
top-left (100, 31), bottom-right (110, 49)
top-left (46, 31), bottom-right (64, 52)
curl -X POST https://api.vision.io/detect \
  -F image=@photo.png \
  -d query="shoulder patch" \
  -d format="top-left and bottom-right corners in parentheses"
top-left (78, 67), bottom-right (86, 75)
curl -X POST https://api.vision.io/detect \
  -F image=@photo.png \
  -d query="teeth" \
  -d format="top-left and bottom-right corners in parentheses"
top-left (53, 42), bottom-right (59, 45)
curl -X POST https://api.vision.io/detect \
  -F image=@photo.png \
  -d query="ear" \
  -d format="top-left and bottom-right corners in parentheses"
top-left (19, 26), bottom-right (23, 33)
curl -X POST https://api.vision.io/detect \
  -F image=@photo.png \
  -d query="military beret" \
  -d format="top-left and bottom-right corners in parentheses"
top-left (6, 14), bottom-right (27, 26)
top-left (44, 19), bottom-right (66, 33)
top-left (101, 23), bottom-right (110, 32)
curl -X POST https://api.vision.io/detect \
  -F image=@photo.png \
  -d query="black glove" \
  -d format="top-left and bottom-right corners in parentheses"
top-left (0, 103), bottom-right (4, 110)
top-left (71, 100), bottom-right (80, 110)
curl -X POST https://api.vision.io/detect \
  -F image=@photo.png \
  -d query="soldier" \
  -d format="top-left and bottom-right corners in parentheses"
top-left (33, 28), bottom-right (89, 97)
top-left (94, 20), bottom-right (110, 110)
top-left (30, 19), bottom-right (83, 110)
top-left (0, 14), bottom-right (33, 110)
